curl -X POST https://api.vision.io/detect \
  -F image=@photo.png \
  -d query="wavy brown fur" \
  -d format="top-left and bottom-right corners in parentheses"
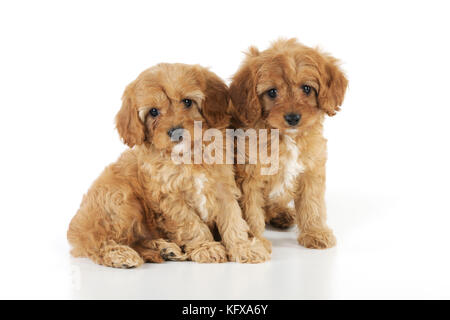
top-left (230, 39), bottom-right (348, 249)
top-left (68, 63), bottom-right (269, 268)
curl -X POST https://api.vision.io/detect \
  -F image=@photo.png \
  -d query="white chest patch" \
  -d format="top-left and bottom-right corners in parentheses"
top-left (193, 174), bottom-right (209, 222)
top-left (287, 200), bottom-right (295, 209)
top-left (269, 135), bottom-right (304, 199)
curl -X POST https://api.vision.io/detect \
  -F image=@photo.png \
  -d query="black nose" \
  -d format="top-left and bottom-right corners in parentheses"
top-left (167, 126), bottom-right (184, 141)
top-left (284, 113), bottom-right (301, 126)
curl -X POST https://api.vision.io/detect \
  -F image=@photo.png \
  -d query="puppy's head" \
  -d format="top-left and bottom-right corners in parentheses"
top-left (116, 63), bottom-right (230, 151)
top-left (230, 38), bottom-right (348, 133)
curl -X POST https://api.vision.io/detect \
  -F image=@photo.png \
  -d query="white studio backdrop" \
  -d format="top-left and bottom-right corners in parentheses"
top-left (0, 0), bottom-right (449, 299)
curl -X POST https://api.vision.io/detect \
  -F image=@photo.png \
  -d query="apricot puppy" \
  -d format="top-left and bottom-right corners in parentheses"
top-left (229, 39), bottom-right (348, 249)
top-left (68, 63), bottom-right (269, 268)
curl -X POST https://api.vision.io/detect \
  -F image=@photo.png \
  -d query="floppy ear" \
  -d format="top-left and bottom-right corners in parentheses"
top-left (200, 69), bottom-right (231, 129)
top-left (317, 54), bottom-right (348, 116)
top-left (115, 83), bottom-right (146, 147)
top-left (229, 58), bottom-right (261, 126)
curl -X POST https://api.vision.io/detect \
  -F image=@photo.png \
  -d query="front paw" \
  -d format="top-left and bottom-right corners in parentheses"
top-left (298, 229), bottom-right (336, 249)
top-left (228, 239), bottom-right (271, 263)
top-left (258, 236), bottom-right (272, 254)
top-left (160, 244), bottom-right (187, 261)
top-left (189, 241), bottom-right (227, 263)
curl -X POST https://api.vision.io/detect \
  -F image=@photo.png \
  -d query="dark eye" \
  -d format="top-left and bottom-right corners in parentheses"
top-left (182, 99), bottom-right (193, 108)
top-left (149, 108), bottom-right (159, 117)
top-left (302, 85), bottom-right (312, 95)
top-left (267, 88), bottom-right (277, 99)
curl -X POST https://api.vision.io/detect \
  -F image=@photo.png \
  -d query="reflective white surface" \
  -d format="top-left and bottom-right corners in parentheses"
top-left (1, 186), bottom-right (450, 299)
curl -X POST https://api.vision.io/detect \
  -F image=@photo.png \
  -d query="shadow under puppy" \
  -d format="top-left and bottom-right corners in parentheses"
top-left (68, 63), bottom-right (269, 268)
top-left (229, 39), bottom-right (348, 250)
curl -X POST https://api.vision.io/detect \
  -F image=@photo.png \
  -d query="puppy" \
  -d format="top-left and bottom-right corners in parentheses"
top-left (229, 39), bottom-right (348, 249)
top-left (67, 63), bottom-right (269, 268)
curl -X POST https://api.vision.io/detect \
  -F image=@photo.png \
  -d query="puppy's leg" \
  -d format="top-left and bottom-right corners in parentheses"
top-left (69, 209), bottom-right (145, 268)
top-left (214, 184), bottom-right (270, 263)
top-left (70, 234), bottom-right (144, 268)
top-left (68, 176), bottom-right (149, 268)
top-left (216, 199), bottom-right (270, 263)
top-left (239, 178), bottom-right (272, 252)
top-left (159, 196), bottom-right (227, 263)
top-left (135, 239), bottom-right (187, 261)
top-left (295, 167), bottom-right (336, 249)
top-left (99, 240), bottom-right (144, 268)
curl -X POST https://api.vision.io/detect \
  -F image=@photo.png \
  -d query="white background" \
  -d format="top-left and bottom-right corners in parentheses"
top-left (1, 0), bottom-right (449, 299)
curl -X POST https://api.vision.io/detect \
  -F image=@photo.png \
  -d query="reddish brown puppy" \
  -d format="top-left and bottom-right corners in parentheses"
top-left (229, 39), bottom-right (348, 250)
top-left (68, 63), bottom-right (269, 268)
